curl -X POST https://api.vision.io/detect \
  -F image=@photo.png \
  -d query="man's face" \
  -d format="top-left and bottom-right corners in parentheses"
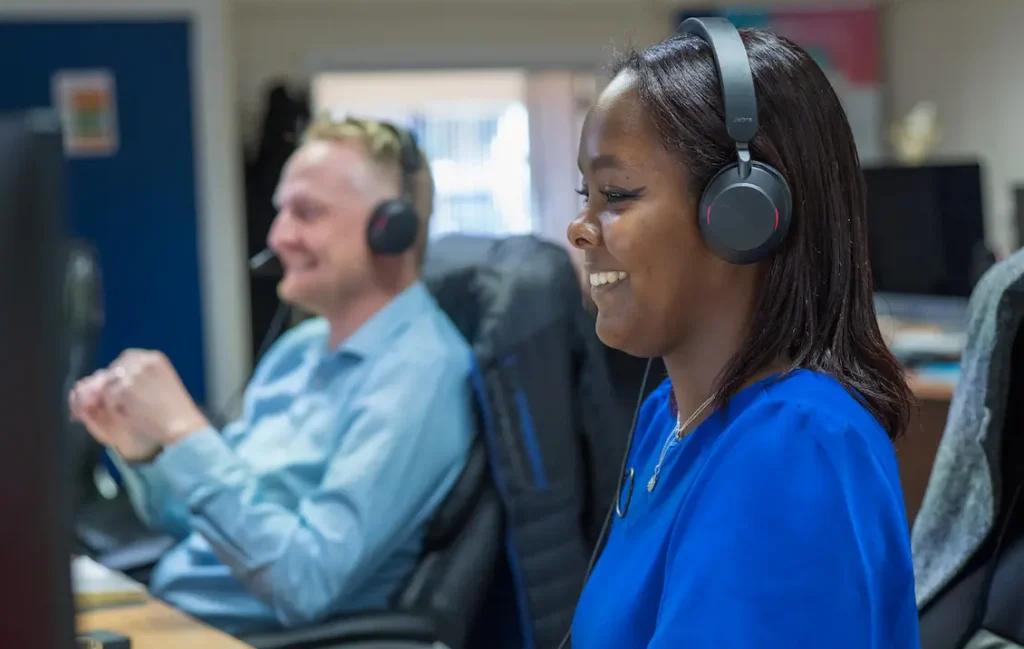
top-left (268, 139), bottom-right (392, 314)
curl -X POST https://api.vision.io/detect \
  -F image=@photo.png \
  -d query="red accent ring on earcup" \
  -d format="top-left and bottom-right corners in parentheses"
top-left (698, 161), bottom-right (792, 265)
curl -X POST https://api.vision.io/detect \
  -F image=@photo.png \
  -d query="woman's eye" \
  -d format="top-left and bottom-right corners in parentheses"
top-left (575, 186), bottom-right (641, 206)
top-left (602, 188), bottom-right (642, 204)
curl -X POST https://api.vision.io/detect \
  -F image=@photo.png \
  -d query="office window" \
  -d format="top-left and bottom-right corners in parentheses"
top-left (312, 70), bottom-right (533, 240)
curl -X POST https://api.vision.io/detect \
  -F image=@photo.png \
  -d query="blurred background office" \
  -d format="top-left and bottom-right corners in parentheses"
top-left (1, 0), bottom-right (1017, 409)
top-left (4, 0), bottom-right (1024, 648)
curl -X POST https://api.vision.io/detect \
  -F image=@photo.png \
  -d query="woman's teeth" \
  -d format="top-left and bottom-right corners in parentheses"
top-left (590, 271), bottom-right (628, 287)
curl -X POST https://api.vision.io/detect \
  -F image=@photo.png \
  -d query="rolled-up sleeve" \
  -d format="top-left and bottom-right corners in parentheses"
top-left (153, 356), bottom-right (470, 627)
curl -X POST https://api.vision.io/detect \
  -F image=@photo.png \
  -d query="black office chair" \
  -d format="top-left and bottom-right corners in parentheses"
top-left (917, 318), bottom-right (1024, 649)
top-left (63, 240), bottom-right (107, 510)
top-left (63, 240), bottom-right (104, 387)
top-left (915, 254), bottom-right (1024, 649)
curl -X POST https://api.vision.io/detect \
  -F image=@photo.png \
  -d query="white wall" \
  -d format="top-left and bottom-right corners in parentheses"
top-left (884, 0), bottom-right (1024, 251)
top-left (526, 71), bottom-right (597, 247)
top-left (314, 69), bottom-right (527, 112)
top-left (0, 0), bottom-right (251, 410)
top-left (233, 1), bottom-right (671, 138)
top-left (231, 0), bottom-right (907, 134)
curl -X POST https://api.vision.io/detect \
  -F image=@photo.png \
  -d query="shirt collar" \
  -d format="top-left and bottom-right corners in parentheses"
top-left (331, 281), bottom-right (432, 359)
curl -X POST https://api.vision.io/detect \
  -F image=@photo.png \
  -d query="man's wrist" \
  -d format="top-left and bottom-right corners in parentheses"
top-left (124, 447), bottom-right (162, 465)
top-left (161, 414), bottom-right (210, 447)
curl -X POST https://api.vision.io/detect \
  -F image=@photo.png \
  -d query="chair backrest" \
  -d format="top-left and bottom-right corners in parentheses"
top-left (63, 239), bottom-right (104, 386)
top-left (919, 318), bottom-right (1024, 649)
top-left (422, 233), bottom-right (631, 649)
top-left (63, 240), bottom-right (105, 507)
top-left (394, 436), bottom-right (502, 649)
top-left (973, 324), bottom-right (1024, 644)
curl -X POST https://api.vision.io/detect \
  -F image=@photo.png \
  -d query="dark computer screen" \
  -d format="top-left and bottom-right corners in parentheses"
top-left (863, 163), bottom-right (987, 298)
top-left (0, 110), bottom-right (75, 649)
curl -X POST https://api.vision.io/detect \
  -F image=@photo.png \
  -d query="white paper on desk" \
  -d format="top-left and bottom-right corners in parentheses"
top-left (72, 555), bottom-right (147, 610)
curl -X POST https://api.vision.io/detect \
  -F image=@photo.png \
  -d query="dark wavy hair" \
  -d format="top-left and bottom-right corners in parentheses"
top-left (612, 29), bottom-right (915, 440)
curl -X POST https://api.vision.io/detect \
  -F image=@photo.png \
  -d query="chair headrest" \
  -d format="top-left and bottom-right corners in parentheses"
top-left (422, 235), bottom-right (499, 344)
top-left (423, 234), bottom-right (583, 356)
top-left (424, 435), bottom-right (489, 551)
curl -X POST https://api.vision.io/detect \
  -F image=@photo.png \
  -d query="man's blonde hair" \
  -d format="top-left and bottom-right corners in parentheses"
top-left (303, 114), bottom-right (435, 265)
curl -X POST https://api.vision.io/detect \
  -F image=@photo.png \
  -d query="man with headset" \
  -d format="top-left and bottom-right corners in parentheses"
top-left (69, 117), bottom-right (474, 635)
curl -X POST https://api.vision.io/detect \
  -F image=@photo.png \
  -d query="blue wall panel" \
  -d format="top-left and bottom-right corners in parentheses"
top-left (0, 20), bottom-right (207, 402)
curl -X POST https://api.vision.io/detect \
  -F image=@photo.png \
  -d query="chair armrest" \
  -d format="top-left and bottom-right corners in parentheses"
top-left (76, 491), bottom-right (175, 582)
top-left (94, 535), bottom-right (175, 575)
top-left (242, 612), bottom-right (438, 649)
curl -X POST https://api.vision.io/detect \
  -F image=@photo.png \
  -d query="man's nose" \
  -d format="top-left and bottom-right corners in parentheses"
top-left (267, 211), bottom-right (295, 251)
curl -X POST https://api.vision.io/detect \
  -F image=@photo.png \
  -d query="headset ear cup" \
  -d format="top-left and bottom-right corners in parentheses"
top-left (698, 161), bottom-right (792, 265)
top-left (367, 200), bottom-right (420, 255)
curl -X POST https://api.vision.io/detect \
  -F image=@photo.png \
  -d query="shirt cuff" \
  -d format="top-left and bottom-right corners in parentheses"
top-left (109, 452), bottom-right (161, 525)
top-left (155, 426), bottom-right (243, 505)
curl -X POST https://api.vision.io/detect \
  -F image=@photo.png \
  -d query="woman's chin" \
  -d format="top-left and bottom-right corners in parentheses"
top-left (596, 315), bottom-right (663, 359)
top-left (595, 316), bottom-right (634, 354)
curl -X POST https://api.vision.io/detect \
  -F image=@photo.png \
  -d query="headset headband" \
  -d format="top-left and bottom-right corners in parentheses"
top-left (680, 17), bottom-right (759, 177)
top-left (324, 110), bottom-right (421, 177)
top-left (380, 122), bottom-right (421, 177)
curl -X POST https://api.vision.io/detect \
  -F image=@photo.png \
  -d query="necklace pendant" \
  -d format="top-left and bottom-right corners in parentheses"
top-left (648, 475), bottom-right (658, 492)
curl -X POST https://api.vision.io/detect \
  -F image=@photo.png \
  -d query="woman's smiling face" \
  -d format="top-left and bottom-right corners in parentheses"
top-left (568, 71), bottom-right (726, 359)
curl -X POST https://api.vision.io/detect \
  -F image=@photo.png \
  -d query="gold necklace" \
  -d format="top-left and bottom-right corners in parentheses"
top-left (647, 394), bottom-right (715, 493)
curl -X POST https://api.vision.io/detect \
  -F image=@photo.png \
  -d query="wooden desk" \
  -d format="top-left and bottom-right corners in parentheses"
top-left (897, 373), bottom-right (956, 528)
top-left (907, 374), bottom-right (956, 402)
top-left (78, 599), bottom-right (251, 649)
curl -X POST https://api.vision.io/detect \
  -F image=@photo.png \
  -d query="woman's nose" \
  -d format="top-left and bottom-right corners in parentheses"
top-left (568, 211), bottom-right (602, 250)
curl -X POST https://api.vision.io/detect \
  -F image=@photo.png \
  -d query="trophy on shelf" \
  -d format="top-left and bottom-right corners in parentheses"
top-left (888, 100), bottom-right (942, 165)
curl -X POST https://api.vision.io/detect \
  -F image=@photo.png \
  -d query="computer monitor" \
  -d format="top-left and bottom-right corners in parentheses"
top-left (0, 110), bottom-right (75, 649)
top-left (863, 162), bottom-right (987, 299)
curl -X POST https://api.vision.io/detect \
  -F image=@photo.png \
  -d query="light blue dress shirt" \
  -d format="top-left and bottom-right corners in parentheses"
top-left (118, 281), bottom-right (474, 635)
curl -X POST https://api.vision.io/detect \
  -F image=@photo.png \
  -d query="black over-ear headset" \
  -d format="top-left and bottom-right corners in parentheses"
top-left (554, 17), bottom-right (791, 649)
top-left (686, 17), bottom-right (793, 265)
top-left (365, 122), bottom-right (423, 256)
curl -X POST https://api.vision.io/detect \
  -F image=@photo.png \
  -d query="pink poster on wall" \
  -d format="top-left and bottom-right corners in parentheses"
top-left (678, 7), bottom-right (884, 162)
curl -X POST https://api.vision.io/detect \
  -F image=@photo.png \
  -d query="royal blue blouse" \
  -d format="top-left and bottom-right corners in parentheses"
top-left (570, 370), bottom-right (920, 649)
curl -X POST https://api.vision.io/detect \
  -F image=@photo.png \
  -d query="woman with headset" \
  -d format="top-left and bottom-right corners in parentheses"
top-left (565, 19), bottom-right (920, 649)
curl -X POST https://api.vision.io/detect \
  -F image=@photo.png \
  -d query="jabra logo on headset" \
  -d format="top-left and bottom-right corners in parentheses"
top-left (733, 116), bottom-right (754, 123)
